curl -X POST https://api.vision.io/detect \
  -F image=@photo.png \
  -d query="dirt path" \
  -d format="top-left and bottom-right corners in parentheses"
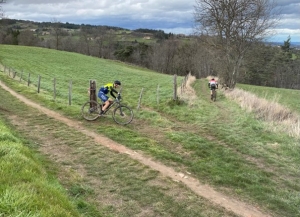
top-left (0, 80), bottom-right (271, 217)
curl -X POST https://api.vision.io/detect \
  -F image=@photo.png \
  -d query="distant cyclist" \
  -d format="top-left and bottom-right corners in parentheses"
top-left (98, 80), bottom-right (121, 116)
top-left (208, 78), bottom-right (218, 99)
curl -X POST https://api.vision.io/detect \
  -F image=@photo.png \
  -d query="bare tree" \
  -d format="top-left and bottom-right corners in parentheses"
top-left (51, 18), bottom-right (63, 50)
top-left (102, 29), bottom-right (117, 59)
top-left (77, 28), bottom-right (90, 55)
top-left (148, 37), bottom-right (180, 74)
top-left (18, 30), bottom-right (39, 46)
top-left (194, 0), bottom-right (279, 88)
top-left (61, 36), bottom-right (77, 52)
top-left (0, 0), bottom-right (6, 44)
top-left (90, 27), bottom-right (107, 58)
top-left (0, 0), bottom-right (5, 18)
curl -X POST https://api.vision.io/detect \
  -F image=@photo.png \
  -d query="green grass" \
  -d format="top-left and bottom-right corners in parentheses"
top-left (0, 45), bottom-right (300, 217)
top-left (0, 120), bottom-right (80, 217)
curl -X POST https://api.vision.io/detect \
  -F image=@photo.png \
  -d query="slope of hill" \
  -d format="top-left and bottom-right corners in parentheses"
top-left (0, 45), bottom-right (299, 217)
top-left (0, 18), bottom-right (173, 42)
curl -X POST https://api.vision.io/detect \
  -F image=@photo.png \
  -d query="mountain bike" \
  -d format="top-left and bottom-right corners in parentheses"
top-left (211, 88), bottom-right (217, 101)
top-left (81, 95), bottom-right (134, 125)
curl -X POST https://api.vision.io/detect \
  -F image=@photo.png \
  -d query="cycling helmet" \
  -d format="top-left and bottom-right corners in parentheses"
top-left (114, 80), bottom-right (121, 85)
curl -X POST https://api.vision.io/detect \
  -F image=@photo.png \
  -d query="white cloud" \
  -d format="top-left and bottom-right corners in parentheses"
top-left (3, 0), bottom-right (300, 41)
top-left (269, 28), bottom-right (300, 42)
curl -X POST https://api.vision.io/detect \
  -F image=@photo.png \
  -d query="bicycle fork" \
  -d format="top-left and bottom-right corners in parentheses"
top-left (113, 105), bottom-right (124, 116)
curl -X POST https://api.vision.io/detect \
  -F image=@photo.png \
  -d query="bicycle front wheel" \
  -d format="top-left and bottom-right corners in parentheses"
top-left (113, 105), bottom-right (134, 125)
top-left (81, 100), bottom-right (101, 121)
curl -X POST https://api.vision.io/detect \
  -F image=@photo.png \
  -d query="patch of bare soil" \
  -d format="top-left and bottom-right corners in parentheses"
top-left (0, 81), bottom-right (271, 217)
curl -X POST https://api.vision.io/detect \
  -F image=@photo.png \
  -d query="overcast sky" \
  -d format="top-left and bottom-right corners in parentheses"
top-left (2, 0), bottom-right (300, 42)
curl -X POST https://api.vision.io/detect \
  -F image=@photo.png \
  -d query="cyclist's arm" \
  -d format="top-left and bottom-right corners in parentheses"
top-left (110, 88), bottom-right (118, 99)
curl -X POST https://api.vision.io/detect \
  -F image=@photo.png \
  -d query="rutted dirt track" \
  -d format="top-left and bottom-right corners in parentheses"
top-left (0, 81), bottom-right (271, 217)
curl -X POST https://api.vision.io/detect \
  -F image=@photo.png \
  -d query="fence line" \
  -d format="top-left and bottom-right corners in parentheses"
top-left (1, 64), bottom-right (187, 109)
top-left (1, 65), bottom-right (71, 102)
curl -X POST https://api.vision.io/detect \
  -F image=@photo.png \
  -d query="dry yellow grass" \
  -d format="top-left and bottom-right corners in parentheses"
top-left (178, 73), bottom-right (197, 105)
top-left (224, 88), bottom-right (300, 138)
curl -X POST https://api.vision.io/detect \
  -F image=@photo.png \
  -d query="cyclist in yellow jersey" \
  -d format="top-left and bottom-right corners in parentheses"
top-left (98, 80), bottom-right (121, 115)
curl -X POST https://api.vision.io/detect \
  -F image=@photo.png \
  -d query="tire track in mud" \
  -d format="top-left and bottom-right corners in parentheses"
top-left (0, 80), bottom-right (271, 217)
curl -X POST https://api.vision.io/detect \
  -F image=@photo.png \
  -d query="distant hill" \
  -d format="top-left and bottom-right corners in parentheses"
top-left (266, 41), bottom-right (300, 49)
top-left (0, 18), bottom-right (175, 38)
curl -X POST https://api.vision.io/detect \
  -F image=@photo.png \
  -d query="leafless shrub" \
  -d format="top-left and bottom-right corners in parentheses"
top-left (224, 88), bottom-right (300, 138)
top-left (178, 73), bottom-right (197, 105)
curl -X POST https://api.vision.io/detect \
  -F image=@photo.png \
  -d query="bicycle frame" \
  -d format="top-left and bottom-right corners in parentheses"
top-left (102, 98), bottom-right (120, 114)
top-left (82, 96), bottom-right (133, 124)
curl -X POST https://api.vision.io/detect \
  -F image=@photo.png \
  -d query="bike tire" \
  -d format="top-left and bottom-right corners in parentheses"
top-left (112, 105), bottom-right (134, 125)
top-left (211, 90), bottom-right (217, 101)
top-left (213, 90), bottom-right (217, 101)
top-left (81, 100), bottom-right (101, 121)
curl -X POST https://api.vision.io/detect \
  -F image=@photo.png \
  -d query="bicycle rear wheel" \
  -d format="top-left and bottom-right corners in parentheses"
top-left (81, 100), bottom-right (101, 121)
top-left (112, 105), bottom-right (134, 125)
top-left (213, 90), bottom-right (217, 101)
top-left (211, 90), bottom-right (217, 101)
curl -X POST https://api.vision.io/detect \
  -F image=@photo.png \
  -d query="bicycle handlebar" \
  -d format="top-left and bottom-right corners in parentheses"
top-left (115, 94), bottom-right (122, 101)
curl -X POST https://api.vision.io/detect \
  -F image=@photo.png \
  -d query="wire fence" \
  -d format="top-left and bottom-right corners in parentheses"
top-left (1, 65), bottom-right (76, 105)
top-left (1, 64), bottom-right (192, 108)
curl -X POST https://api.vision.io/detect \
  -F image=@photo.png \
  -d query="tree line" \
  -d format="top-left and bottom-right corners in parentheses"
top-left (0, 1), bottom-right (299, 90)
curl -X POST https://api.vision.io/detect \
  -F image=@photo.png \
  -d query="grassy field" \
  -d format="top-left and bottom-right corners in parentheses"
top-left (0, 45), bottom-right (300, 217)
top-left (0, 119), bottom-right (81, 217)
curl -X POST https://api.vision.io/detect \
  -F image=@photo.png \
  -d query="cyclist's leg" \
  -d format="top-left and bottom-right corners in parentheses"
top-left (102, 99), bottom-right (114, 113)
top-left (98, 92), bottom-right (108, 114)
top-left (101, 96), bottom-right (115, 114)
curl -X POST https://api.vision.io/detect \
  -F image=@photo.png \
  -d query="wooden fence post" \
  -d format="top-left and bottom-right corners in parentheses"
top-left (137, 88), bottom-right (144, 110)
top-left (37, 75), bottom-right (41, 93)
top-left (69, 80), bottom-right (72, 105)
top-left (181, 74), bottom-right (188, 94)
top-left (173, 74), bottom-right (177, 100)
top-left (53, 78), bottom-right (56, 100)
top-left (156, 85), bottom-right (160, 104)
top-left (180, 79), bottom-right (183, 95)
top-left (27, 73), bottom-right (30, 86)
top-left (20, 70), bottom-right (23, 82)
top-left (13, 69), bottom-right (17, 78)
top-left (89, 80), bottom-right (97, 101)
